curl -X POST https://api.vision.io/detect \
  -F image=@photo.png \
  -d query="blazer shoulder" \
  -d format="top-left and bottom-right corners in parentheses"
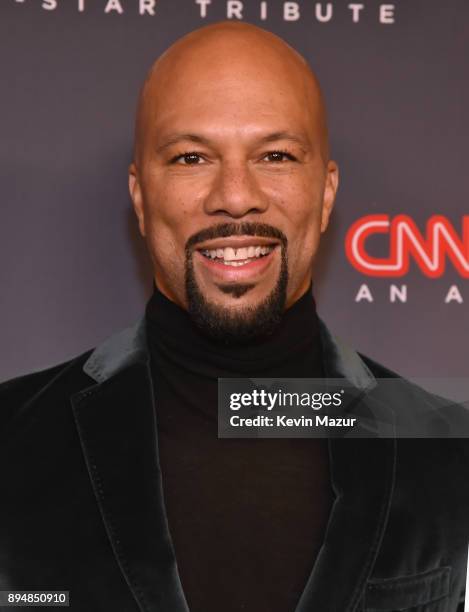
top-left (357, 352), bottom-right (401, 379)
top-left (358, 352), bottom-right (469, 439)
top-left (0, 350), bottom-right (94, 432)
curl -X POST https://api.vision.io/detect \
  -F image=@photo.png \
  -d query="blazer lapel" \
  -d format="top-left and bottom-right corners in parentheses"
top-left (294, 321), bottom-right (397, 612)
top-left (71, 321), bottom-right (189, 612)
top-left (296, 436), bottom-right (396, 612)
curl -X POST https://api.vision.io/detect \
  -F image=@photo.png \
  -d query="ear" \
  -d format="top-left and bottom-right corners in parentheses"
top-left (320, 160), bottom-right (339, 233)
top-left (128, 162), bottom-right (146, 237)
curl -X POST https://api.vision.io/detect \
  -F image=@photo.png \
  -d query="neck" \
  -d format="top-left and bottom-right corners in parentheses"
top-left (145, 284), bottom-right (324, 378)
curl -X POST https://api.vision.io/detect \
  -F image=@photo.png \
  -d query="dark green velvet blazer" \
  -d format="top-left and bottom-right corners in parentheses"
top-left (0, 318), bottom-right (467, 612)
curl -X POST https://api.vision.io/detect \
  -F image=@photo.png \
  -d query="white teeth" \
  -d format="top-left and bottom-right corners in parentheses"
top-left (232, 247), bottom-right (249, 261)
top-left (201, 244), bottom-right (275, 264)
top-left (223, 260), bottom-right (248, 267)
top-left (224, 247), bottom-right (236, 261)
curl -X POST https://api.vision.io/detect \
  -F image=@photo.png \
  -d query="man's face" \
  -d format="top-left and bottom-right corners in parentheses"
top-left (130, 37), bottom-right (338, 339)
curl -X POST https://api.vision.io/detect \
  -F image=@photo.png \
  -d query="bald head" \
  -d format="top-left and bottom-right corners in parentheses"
top-left (133, 21), bottom-right (329, 166)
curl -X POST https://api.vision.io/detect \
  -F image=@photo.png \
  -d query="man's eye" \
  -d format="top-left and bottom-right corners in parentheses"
top-left (171, 152), bottom-right (204, 165)
top-left (263, 151), bottom-right (296, 162)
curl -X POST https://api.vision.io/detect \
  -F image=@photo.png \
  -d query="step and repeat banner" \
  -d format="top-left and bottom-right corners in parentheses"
top-left (0, 0), bottom-right (467, 381)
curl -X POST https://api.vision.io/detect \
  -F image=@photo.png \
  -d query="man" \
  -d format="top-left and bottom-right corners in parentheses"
top-left (0, 21), bottom-right (467, 612)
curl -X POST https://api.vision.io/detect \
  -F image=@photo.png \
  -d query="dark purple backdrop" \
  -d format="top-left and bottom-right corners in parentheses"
top-left (1, 0), bottom-right (468, 382)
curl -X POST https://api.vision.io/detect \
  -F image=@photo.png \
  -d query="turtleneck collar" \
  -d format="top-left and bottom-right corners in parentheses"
top-left (145, 283), bottom-right (324, 379)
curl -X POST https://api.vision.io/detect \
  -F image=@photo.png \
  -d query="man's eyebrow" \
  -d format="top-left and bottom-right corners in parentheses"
top-left (257, 131), bottom-right (310, 148)
top-left (155, 134), bottom-right (212, 153)
top-left (155, 131), bottom-right (310, 153)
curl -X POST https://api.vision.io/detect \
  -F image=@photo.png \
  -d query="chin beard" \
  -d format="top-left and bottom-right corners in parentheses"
top-left (185, 248), bottom-right (288, 344)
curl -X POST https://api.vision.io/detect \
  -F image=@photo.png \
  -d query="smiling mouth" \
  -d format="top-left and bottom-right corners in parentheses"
top-left (199, 244), bottom-right (276, 267)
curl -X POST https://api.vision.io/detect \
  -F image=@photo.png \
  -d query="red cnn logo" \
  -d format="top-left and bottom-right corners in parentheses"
top-left (345, 215), bottom-right (469, 278)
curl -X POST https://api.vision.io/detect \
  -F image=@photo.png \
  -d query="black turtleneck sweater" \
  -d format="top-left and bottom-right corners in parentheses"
top-left (145, 287), bottom-right (333, 612)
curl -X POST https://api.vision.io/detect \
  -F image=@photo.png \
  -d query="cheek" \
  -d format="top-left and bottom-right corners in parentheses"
top-left (144, 177), bottom-right (188, 224)
top-left (139, 185), bottom-right (188, 274)
top-left (275, 181), bottom-right (323, 239)
top-left (273, 182), bottom-right (324, 273)
top-left (143, 177), bottom-right (197, 240)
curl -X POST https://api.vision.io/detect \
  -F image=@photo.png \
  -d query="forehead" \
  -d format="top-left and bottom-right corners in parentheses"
top-left (144, 53), bottom-right (319, 145)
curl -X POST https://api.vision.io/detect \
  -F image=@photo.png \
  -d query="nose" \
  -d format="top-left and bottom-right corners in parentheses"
top-left (203, 161), bottom-right (269, 218)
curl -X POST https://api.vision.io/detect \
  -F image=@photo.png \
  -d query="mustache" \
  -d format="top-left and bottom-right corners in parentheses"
top-left (185, 222), bottom-right (288, 252)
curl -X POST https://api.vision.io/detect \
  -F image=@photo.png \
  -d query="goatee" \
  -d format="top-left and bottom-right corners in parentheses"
top-left (184, 222), bottom-right (288, 343)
